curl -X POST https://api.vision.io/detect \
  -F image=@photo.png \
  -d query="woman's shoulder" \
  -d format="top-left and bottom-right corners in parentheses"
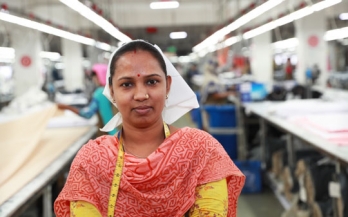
top-left (74, 135), bottom-right (118, 164)
top-left (83, 135), bottom-right (117, 148)
top-left (175, 127), bottom-right (218, 144)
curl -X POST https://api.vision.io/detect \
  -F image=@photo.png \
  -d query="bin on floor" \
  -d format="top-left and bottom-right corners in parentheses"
top-left (204, 105), bottom-right (236, 127)
top-left (235, 160), bottom-right (262, 193)
top-left (190, 92), bottom-right (203, 129)
top-left (203, 105), bottom-right (238, 159)
top-left (213, 134), bottom-right (238, 160)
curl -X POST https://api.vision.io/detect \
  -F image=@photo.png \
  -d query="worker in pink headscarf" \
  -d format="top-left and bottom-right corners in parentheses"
top-left (58, 63), bottom-right (117, 135)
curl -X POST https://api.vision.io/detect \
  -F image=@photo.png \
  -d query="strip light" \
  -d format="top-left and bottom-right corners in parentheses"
top-left (324, 27), bottom-right (348, 41)
top-left (339, 13), bottom-right (348, 20)
top-left (197, 36), bottom-right (241, 57)
top-left (272, 38), bottom-right (298, 49)
top-left (193, 0), bottom-right (284, 53)
top-left (150, 1), bottom-right (179, 9)
top-left (0, 47), bottom-right (62, 61)
top-left (0, 11), bottom-right (96, 46)
top-left (169, 31), bottom-right (187, 39)
top-left (40, 51), bottom-right (61, 61)
top-left (60, 0), bottom-right (131, 43)
top-left (243, 0), bottom-right (342, 39)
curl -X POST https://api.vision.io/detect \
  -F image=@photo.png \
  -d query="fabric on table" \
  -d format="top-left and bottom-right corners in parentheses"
top-left (268, 100), bottom-right (348, 118)
top-left (55, 127), bottom-right (245, 217)
top-left (0, 125), bottom-right (90, 204)
top-left (289, 115), bottom-right (348, 146)
top-left (0, 104), bottom-right (57, 187)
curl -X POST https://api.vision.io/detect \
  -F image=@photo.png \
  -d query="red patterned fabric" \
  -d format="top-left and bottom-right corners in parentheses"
top-left (54, 127), bottom-right (245, 217)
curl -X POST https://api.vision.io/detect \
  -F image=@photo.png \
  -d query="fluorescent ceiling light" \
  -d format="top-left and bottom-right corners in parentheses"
top-left (0, 11), bottom-right (96, 46)
top-left (0, 47), bottom-right (15, 55)
top-left (170, 31), bottom-right (187, 39)
top-left (243, 0), bottom-right (342, 40)
top-left (179, 56), bottom-right (192, 63)
top-left (150, 1), bottom-right (179, 9)
top-left (272, 38), bottom-right (298, 49)
top-left (169, 56), bottom-right (178, 63)
top-left (40, 51), bottom-right (61, 61)
top-left (193, 0), bottom-right (284, 53)
top-left (0, 47), bottom-right (62, 61)
top-left (223, 36), bottom-right (241, 48)
top-left (95, 42), bottom-right (111, 51)
top-left (339, 13), bottom-right (348, 20)
top-left (243, 22), bottom-right (277, 39)
top-left (60, 0), bottom-right (131, 43)
top-left (324, 27), bottom-right (348, 41)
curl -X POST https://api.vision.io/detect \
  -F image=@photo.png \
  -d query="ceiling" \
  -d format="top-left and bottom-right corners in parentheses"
top-left (0, 0), bottom-right (347, 56)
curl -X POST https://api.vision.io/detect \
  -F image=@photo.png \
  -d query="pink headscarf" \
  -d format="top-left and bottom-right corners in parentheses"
top-left (92, 64), bottom-right (108, 86)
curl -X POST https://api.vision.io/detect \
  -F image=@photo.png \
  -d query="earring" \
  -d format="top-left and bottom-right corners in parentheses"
top-left (112, 99), bottom-right (116, 103)
top-left (166, 95), bottom-right (168, 99)
top-left (145, 94), bottom-right (149, 99)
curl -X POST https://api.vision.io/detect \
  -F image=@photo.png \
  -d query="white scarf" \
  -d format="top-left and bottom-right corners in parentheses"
top-left (101, 39), bottom-right (199, 132)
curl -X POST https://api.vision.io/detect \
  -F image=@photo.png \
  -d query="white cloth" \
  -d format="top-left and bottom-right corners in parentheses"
top-left (101, 40), bottom-right (199, 132)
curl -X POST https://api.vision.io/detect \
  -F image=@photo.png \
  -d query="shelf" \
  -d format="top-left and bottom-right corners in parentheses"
top-left (265, 172), bottom-right (292, 211)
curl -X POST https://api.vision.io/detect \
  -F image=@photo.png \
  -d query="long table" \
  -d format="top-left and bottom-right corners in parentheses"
top-left (0, 126), bottom-right (97, 217)
top-left (244, 101), bottom-right (348, 212)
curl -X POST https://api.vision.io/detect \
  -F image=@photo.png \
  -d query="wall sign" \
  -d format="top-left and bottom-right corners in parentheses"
top-left (21, 55), bottom-right (32, 67)
top-left (308, 35), bottom-right (319, 48)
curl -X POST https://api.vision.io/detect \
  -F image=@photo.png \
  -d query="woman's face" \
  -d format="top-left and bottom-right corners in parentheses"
top-left (110, 49), bottom-right (171, 128)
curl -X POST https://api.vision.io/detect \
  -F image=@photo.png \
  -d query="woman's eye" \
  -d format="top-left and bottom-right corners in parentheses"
top-left (121, 83), bottom-right (132, 87)
top-left (147, 80), bottom-right (158, 85)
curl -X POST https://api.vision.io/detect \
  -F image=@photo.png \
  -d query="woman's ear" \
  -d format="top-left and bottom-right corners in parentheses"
top-left (109, 84), bottom-right (115, 100)
top-left (166, 76), bottom-right (172, 95)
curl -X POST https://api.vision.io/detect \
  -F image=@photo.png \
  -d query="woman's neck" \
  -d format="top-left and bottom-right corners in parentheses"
top-left (120, 119), bottom-right (165, 157)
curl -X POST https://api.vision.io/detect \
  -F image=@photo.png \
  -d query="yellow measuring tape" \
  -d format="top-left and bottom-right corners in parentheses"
top-left (107, 134), bottom-right (124, 217)
top-left (107, 122), bottom-right (170, 217)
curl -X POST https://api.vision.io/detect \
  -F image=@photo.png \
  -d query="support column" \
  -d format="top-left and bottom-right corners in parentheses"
top-left (250, 31), bottom-right (273, 83)
top-left (61, 39), bottom-right (84, 92)
top-left (295, 12), bottom-right (328, 86)
top-left (12, 26), bottom-right (44, 97)
top-left (87, 46), bottom-right (106, 66)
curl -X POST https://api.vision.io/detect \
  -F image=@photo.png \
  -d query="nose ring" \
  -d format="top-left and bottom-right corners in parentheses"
top-left (145, 94), bottom-right (149, 99)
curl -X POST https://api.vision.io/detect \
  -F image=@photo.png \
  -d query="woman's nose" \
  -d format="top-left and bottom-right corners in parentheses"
top-left (133, 85), bottom-right (148, 101)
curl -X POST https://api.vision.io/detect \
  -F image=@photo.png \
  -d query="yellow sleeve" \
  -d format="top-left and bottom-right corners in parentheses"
top-left (189, 178), bottom-right (228, 217)
top-left (70, 201), bottom-right (102, 217)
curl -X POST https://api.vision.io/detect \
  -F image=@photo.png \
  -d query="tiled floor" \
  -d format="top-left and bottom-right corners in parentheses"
top-left (174, 113), bottom-right (285, 217)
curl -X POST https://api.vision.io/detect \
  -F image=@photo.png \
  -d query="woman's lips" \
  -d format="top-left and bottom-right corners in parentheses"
top-left (133, 106), bottom-right (152, 115)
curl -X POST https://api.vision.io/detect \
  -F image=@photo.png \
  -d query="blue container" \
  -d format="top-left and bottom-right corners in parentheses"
top-left (190, 108), bottom-right (203, 129)
top-left (212, 134), bottom-right (237, 160)
top-left (203, 105), bottom-right (237, 127)
top-left (235, 160), bottom-right (262, 193)
top-left (190, 91), bottom-right (203, 129)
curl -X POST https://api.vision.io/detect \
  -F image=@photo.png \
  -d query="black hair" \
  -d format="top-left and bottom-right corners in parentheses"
top-left (108, 40), bottom-right (167, 85)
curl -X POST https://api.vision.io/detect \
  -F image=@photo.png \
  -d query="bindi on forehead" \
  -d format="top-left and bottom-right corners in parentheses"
top-left (137, 74), bottom-right (140, 77)
top-left (134, 48), bottom-right (136, 54)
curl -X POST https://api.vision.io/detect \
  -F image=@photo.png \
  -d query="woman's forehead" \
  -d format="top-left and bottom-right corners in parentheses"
top-left (114, 50), bottom-right (164, 75)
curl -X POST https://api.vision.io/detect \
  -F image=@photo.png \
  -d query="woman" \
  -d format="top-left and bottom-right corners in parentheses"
top-left (54, 40), bottom-right (245, 217)
top-left (57, 64), bottom-right (117, 135)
